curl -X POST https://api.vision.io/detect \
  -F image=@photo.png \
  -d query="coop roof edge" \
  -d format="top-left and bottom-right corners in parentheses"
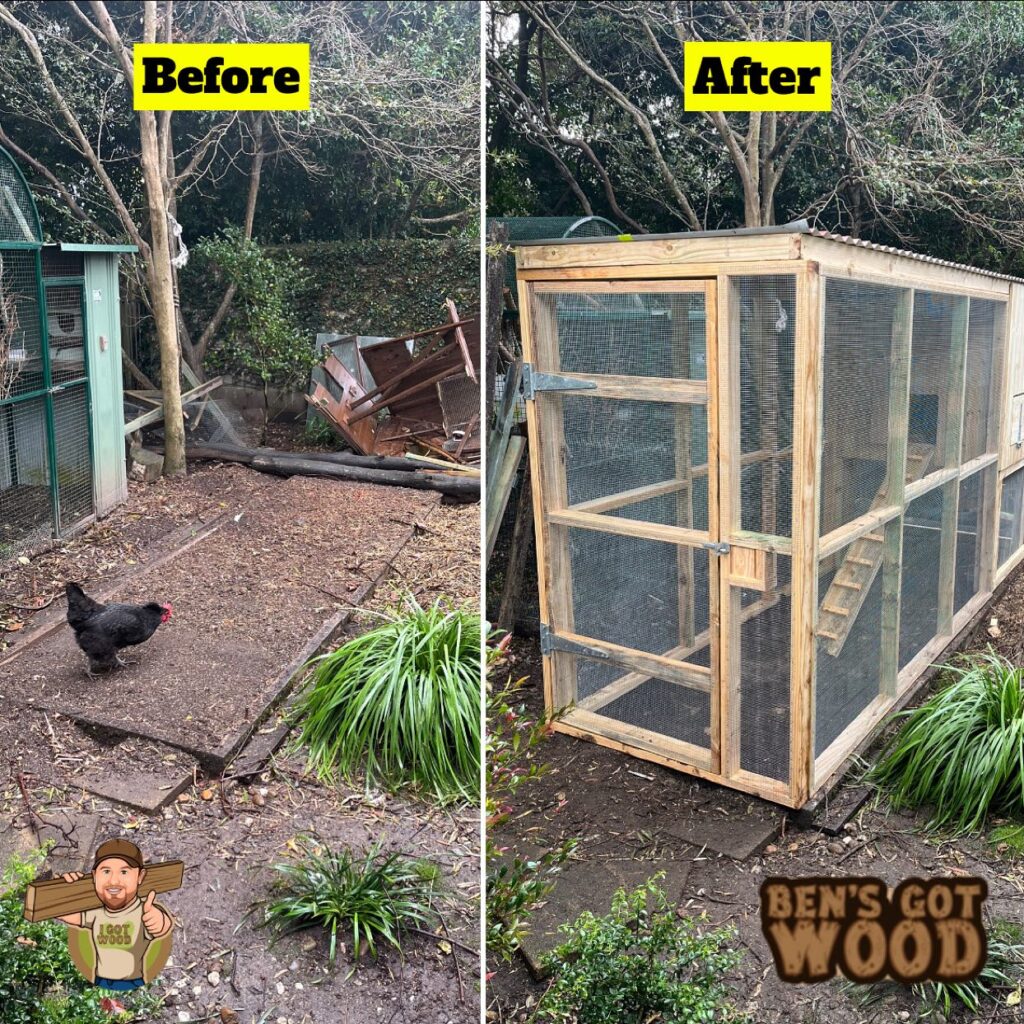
top-left (514, 224), bottom-right (1024, 286)
top-left (43, 242), bottom-right (138, 253)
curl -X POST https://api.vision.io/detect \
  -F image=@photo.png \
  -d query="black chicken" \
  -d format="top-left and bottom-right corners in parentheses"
top-left (65, 582), bottom-right (173, 676)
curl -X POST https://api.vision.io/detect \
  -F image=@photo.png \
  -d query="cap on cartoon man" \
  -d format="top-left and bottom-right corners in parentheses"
top-left (57, 838), bottom-right (174, 993)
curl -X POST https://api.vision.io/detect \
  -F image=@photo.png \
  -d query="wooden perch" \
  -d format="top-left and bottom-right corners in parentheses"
top-left (24, 860), bottom-right (184, 922)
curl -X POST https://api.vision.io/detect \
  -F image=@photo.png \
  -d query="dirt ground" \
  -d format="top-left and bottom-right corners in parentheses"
top-left (488, 570), bottom-right (1024, 1024)
top-left (0, 456), bottom-right (482, 1024)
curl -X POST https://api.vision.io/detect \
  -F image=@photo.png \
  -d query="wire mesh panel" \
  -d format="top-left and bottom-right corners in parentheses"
top-left (0, 151), bottom-right (40, 243)
top-left (52, 384), bottom-right (93, 530)
top-left (0, 250), bottom-right (45, 399)
top-left (563, 652), bottom-right (713, 752)
top-left (899, 488), bottom-right (944, 670)
top-left (0, 395), bottom-right (52, 552)
top-left (954, 467), bottom-right (993, 616)
top-left (962, 300), bottom-right (1003, 463)
top-left (815, 541), bottom-right (885, 755)
top-left (535, 290), bottom-right (706, 379)
top-left (555, 393), bottom-right (709, 528)
top-left (909, 291), bottom-right (956, 466)
top-left (41, 249), bottom-right (83, 277)
top-left (737, 276), bottom-right (796, 537)
top-left (999, 466), bottom-right (1024, 567)
top-left (44, 284), bottom-right (86, 385)
top-left (567, 527), bottom-right (711, 661)
top-left (737, 555), bottom-right (792, 781)
top-left (820, 281), bottom-right (902, 536)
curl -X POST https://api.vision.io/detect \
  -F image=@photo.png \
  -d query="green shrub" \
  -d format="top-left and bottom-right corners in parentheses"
top-left (536, 878), bottom-right (745, 1024)
top-left (0, 847), bottom-right (160, 1023)
top-left (870, 650), bottom-right (1024, 832)
top-left (254, 836), bottom-right (438, 964)
top-left (293, 596), bottom-right (481, 803)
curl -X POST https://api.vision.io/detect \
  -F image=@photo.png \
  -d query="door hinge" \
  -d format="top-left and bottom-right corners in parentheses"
top-left (702, 540), bottom-right (731, 555)
top-left (539, 623), bottom-right (610, 660)
top-left (522, 363), bottom-right (598, 401)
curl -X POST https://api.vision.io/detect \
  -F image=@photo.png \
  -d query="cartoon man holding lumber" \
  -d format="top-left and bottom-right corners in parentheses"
top-left (23, 838), bottom-right (181, 992)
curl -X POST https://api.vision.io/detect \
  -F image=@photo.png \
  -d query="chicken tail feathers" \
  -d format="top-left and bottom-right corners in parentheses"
top-left (65, 582), bottom-right (104, 629)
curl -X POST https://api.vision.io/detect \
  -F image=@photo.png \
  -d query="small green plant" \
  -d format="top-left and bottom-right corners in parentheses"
top-left (293, 596), bottom-right (481, 803)
top-left (303, 416), bottom-right (338, 448)
top-left (486, 674), bottom-right (574, 962)
top-left (0, 846), bottom-right (161, 1023)
top-left (845, 925), bottom-right (1024, 1017)
top-left (535, 877), bottom-right (744, 1024)
top-left (254, 836), bottom-right (437, 964)
top-left (870, 650), bottom-right (1024, 832)
top-left (991, 822), bottom-right (1024, 856)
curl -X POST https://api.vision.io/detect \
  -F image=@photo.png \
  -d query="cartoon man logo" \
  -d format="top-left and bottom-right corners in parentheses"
top-left (52, 838), bottom-right (177, 992)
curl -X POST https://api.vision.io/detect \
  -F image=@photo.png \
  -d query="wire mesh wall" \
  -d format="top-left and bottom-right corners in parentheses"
top-left (737, 276), bottom-right (796, 538)
top-left (519, 230), bottom-right (1023, 807)
top-left (820, 280), bottom-right (899, 534)
top-left (999, 465), bottom-right (1024, 566)
top-left (0, 261), bottom-right (95, 551)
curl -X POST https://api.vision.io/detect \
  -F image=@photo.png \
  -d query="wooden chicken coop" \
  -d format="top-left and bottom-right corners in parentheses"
top-left (515, 225), bottom-right (1024, 808)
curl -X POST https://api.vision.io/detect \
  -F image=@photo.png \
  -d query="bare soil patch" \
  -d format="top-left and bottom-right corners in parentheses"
top-left (0, 474), bottom-right (436, 764)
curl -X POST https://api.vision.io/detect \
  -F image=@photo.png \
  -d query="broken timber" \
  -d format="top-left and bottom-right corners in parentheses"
top-left (24, 860), bottom-right (184, 922)
top-left (124, 376), bottom-right (224, 435)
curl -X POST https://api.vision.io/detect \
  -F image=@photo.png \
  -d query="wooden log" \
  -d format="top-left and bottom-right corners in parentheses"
top-left (24, 860), bottom-right (184, 922)
top-left (177, 442), bottom-right (422, 473)
top-left (250, 454), bottom-right (480, 501)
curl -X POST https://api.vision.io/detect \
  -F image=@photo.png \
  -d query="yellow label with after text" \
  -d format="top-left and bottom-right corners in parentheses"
top-left (684, 42), bottom-right (831, 112)
top-left (133, 43), bottom-right (309, 111)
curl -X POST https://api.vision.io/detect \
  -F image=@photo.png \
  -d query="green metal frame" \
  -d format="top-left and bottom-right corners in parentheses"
top-left (0, 144), bottom-right (97, 541)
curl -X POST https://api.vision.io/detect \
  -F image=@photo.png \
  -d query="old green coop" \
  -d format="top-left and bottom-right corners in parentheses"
top-left (0, 144), bottom-right (134, 555)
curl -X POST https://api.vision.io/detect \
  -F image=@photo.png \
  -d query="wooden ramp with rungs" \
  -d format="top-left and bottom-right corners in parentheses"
top-left (817, 444), bottom-right (934, 656)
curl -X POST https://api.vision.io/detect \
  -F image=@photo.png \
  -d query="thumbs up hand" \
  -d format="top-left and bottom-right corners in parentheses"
top-left (141, 890), bottom-right (167, 936)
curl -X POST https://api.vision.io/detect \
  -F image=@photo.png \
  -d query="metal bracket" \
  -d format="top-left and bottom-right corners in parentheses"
top-left (522, 363), bottom-right (598, 401)
top-left (539, 623), bottom-right (610, 660)
top-left (702, 540), bottom-right (731, 555)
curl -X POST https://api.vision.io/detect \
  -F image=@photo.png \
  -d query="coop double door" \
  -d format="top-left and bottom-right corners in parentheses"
top-left (524, 278), bottom-right (745, 779)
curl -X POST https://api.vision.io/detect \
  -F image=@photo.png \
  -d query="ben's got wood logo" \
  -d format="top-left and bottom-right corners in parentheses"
top-left (133, 43), bottom-right (310, 111)
top-left (683, 41), bottom-right (831, 112)
top-left (760, 877), bottom-right (988, 984)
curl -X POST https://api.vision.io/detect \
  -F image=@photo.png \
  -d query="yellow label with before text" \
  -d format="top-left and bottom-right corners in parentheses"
top-left (684, 42), bottom-right (831, 112)
top-left (133, 43), bottom-right (309, 110)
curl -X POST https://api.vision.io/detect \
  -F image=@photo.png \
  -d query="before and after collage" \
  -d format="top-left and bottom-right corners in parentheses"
top-left (2, 3), bottom-right (1024, 1023)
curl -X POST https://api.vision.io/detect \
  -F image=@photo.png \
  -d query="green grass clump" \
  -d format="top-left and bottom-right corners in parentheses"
top-left (293, 596), bottom-right (481, 803)
top-left (869, 650), bottom-right (1024, 832)
top-left (991, 822), bottom-right (1024, 856)
top-left (255, 836), bottom-right (438, 963)
top-left (846, 926), bottom-right (1024, 1016)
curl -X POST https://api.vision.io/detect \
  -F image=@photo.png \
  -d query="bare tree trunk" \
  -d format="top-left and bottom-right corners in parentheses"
top-left (139, 2), bottom-right (185, 475)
